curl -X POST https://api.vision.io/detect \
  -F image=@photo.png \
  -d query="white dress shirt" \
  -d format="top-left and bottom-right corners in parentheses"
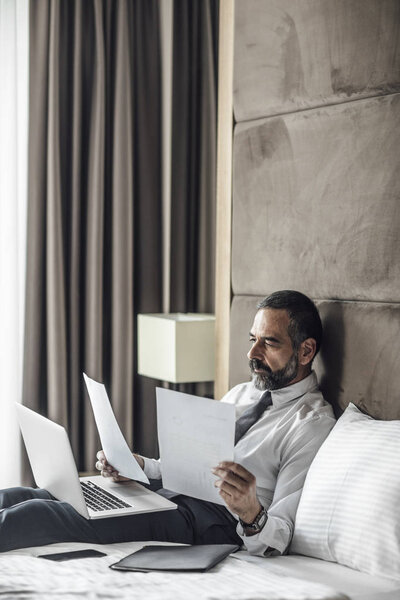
top-left (142, 371), bottom-right (336, 556)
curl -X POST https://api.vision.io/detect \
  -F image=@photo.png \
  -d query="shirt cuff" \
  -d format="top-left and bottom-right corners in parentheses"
top-left (237, 514), bottom-right (292, 556)
top-left (141, 456), bottom-right (162, 480)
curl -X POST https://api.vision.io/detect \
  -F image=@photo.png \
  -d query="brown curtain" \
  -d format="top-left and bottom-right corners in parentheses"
top-left (23, 0), bottom-right (162, 479)
top-left (170, 0), bottom-right (219, 397)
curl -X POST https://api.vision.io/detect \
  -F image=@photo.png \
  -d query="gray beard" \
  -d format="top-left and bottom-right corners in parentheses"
top-left (250, 353), bottom-right (299, 391)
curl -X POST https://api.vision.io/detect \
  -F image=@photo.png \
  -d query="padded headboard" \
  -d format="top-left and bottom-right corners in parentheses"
top-left (225, 0), bottom-right (400, 419)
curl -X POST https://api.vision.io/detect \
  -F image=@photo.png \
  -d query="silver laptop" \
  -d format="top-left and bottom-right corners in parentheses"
top-left (16, 403), bottom-right (176, 520)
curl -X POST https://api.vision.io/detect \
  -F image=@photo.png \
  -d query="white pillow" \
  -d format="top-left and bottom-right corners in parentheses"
top-left (290, 402), bottom-right (400, 580)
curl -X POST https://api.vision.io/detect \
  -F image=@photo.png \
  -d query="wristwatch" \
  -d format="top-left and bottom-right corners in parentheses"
top-left (239, 507), bottom-right (268, 535)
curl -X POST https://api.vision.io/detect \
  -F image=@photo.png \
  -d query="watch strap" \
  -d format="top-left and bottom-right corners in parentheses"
top-left (239, 507), bottom-right (267, 535)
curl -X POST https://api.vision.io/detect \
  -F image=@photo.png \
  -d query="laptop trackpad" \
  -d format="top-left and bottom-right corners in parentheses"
top-left (88, 476), bottom-right (155, 499)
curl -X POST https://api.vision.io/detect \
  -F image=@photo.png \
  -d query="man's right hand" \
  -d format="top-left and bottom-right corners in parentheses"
top-left (95, 450), bottom-right (145, 482)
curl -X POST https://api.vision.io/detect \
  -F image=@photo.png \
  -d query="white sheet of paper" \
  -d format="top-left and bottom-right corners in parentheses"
top-left (83, 373), bottom-right (149, 484)
top-left (156, 388), bottom-right (235, 504)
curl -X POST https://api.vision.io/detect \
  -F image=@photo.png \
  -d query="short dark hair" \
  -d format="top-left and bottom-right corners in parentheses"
top-left (257, 290), bottom-right (322, 356)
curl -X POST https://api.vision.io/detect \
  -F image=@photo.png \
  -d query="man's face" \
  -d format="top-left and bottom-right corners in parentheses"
top-left (247, 308), bottom-right (299, 391)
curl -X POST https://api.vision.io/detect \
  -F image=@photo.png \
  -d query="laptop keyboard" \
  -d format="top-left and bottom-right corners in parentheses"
top-left (80, 480), bottom-right (132, 512)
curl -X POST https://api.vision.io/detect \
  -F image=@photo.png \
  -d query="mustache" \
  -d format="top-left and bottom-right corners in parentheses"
top-left (249, 358), bottom-right (271, 374)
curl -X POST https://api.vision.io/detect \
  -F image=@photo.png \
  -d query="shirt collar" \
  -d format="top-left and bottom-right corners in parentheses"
top-left (269, 371), bottom-right (319, 407)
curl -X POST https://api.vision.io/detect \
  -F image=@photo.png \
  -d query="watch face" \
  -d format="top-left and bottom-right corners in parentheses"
top-left (240, 508), bottom-right (267, 533)
top-left (257, 510), bottom-right (267, 528)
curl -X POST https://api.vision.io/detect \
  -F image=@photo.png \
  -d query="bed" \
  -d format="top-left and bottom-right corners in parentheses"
top-left (2, 1), bottom-right (400, 599)
top-left (3, 397), bottom-right (400, 599)
top-left (2, 541), bottom-right (400, 600)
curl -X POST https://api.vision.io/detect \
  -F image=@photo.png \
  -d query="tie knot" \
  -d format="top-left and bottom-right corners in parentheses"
top-left (259, 390), bottom-right (272, 407)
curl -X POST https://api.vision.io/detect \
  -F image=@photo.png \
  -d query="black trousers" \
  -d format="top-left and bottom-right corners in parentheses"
top-left (0, 485), bottom-right (241, 553)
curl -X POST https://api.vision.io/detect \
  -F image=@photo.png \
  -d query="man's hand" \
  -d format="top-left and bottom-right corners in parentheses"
top-left (212, 461), bottom-right (262, 524)
top-left (95, 450), bottom-right (144, 482)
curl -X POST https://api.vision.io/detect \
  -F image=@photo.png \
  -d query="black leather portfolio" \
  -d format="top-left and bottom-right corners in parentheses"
top-left (109, 544), bottom-right (240, 572)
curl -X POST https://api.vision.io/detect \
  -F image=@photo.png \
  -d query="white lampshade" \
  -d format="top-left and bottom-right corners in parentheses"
top-left (137, 313), bottom-right (215, 383)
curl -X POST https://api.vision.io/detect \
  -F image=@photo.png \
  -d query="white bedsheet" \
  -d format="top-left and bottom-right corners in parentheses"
top-left (233, 553), bottom-right (400, 600)
top-left (0, 541), bottom-right (351, 600)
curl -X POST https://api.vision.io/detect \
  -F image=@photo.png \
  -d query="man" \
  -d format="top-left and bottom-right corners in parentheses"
top-left (0, 291), bottom-right (335, 554)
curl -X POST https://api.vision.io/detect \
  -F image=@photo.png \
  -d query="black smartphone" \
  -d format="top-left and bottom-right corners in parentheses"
top-left (38, 549), bottom-right (107, 561)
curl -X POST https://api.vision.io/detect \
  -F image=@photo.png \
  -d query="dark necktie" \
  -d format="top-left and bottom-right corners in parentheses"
top-left (234, 390), bottom-right (272, 444)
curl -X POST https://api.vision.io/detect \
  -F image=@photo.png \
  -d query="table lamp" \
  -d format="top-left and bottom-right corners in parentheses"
top-left (137, 313), bottom-right (215, 383)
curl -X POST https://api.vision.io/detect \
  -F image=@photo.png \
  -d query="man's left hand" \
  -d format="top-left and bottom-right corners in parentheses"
top-left (212, 461), bottom-right (262, 524)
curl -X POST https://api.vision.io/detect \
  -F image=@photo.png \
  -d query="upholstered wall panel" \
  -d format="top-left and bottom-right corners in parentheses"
top-left (229, 295), bottom-right (260, 389)
top-left (222, 0), bottom-right (400, 413)
top-left (232, 93), bottom-right (400, 302)
top-left (234, 0), bottom-right (400, 121)
top-left (230, 295), bottom-right (400, 420)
